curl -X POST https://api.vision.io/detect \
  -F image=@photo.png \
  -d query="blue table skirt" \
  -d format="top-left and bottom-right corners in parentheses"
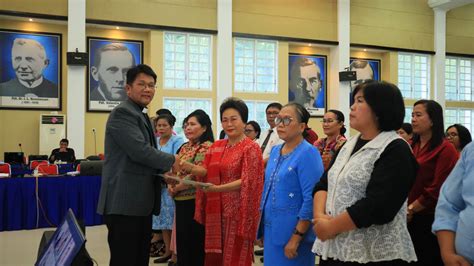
top-left (0, 175), bottom-right (103, 231)
top-left (10, 163), bottom-right (76, 177)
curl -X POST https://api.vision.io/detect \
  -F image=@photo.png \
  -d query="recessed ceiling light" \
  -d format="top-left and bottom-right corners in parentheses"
top-left (363, 49), bottom-right (367, 52)
top-left (29, 18), bottom-right (34, 22)
top-left (115, 26), bottom-right (120, 30)
top-left (308, 44), bottom-right (312, 47)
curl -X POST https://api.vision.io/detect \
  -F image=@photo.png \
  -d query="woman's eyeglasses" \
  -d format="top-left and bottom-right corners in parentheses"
top-left (445, 132), bottom-right (458, 138)
top-left (274, 116), bottom-right (293, 126)
top-left (244, 129), bottom-right (255, 134)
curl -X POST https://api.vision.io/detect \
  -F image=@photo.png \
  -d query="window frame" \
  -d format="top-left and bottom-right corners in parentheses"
top-left (445, 56), bottom-right (473, 102)
top-left (163, 31), bottom-right (213, 91)
top-left (444, 107), bottom-right (474, 136)
top-left (234, 38), bottom-right (279, 94)
top-left (398, 52), bottom-right (431, 99)
top-left (162, 97), bottom-right (213, 139)
top-left (244, 99), bottom-right (274, 132)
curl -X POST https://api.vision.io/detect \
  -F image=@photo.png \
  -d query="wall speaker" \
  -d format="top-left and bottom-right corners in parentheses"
top-left (339, 71), bottom-right (357, 81)
top-left (67, 52), bottom-right (88, 65)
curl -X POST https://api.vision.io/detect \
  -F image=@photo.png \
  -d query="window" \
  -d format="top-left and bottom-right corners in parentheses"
top-left (245, 100), bottom-right (272, 132)
top-left (163, 98), bottom-right (212, 138)
top-left (445, 108), bottom-right (474, 137)
top-left (445, 57), bottom-right (473, 101)
top-left (404, 107), bottom-right (413, 123)
top-left (398, 53), bottom-right (430, 99)
top-left (234, 38), bottom-right (277, 93)
top-left (163, 32), bottom-right (212, 90)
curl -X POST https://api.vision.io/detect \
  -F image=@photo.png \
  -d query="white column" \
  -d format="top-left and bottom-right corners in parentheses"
top-left (433, 8), bottom-right (446, 107)
top-left (216, 0), bottom-right (233, 114)
top-left (67, 0), bottom-right (86, 158)
top-left (329, 0), bottom-right (351, 135)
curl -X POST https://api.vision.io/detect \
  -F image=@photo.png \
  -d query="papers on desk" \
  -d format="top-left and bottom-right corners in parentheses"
top-left (0, 173), bottom-right (9, 178)
top-left (159, 174), bottom-right (214, 188)
top-left (66, 171), bottom-right (80, 176)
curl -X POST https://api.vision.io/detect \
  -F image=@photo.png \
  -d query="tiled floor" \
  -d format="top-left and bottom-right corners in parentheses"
top-left (0, 225), bottom-right (264, 266)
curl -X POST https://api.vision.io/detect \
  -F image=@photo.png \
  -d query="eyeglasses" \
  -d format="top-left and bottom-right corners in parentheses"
top-left (274, 116), bottom-right (293, 126)
top-left (136, 82), bottom-right (157, 90)
top-left (322, 119), bottom-right (338, 124)
top-left (244, 129), bottom-right (255, 134)
top-left (445, 132), bottom-right (458, 138)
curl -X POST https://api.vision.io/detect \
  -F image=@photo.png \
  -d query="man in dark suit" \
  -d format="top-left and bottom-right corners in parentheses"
top-left (0, 38), bottom-right (58, 98)
top-left (48, 138), bottom-right (76, 163)
top-left (97, 64), bottom-right (179, 266)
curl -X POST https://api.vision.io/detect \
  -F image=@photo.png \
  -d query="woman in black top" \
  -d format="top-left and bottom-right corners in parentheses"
top-left (312, 81), bottom-right (418, 265)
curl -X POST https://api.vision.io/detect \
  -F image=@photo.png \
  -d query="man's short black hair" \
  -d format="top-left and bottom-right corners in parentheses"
top-left (126, 64), bottom-right (157, 85)
top-left (220, 97), bottom-right (248, 123)
top-left (265, 102), bottom-right (283, 112)
top-left (60, 138), bottom-right (69, 145)
top-left (352, 81), bottom-right (405, 131)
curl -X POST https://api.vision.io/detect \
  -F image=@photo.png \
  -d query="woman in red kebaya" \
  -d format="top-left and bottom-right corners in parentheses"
top-left (408, 99), bottom-right (459, 266)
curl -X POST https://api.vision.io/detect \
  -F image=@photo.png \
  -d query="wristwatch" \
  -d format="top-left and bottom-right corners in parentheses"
top-left (293, 228), bottom-right (305, 237)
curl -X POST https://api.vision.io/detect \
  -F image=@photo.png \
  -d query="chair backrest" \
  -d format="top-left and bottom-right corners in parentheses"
top-left (30, 160), bottom-right (48, 170)
top-left (0, 163), bottom-right (11, 177)
top-left (38, 164), bottom-right (59, 175)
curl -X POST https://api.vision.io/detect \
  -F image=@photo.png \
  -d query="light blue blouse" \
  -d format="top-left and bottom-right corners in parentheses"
top-left (156, 135), bottom-right (184, 155)
top-left (433, 142), bottom-right (474, 264)
top-left (259, 140), bottom-right (324, 245)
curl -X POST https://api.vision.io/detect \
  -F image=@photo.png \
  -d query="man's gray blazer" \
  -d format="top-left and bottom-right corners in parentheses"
top-left (97, 98), bottom-right (175, 216)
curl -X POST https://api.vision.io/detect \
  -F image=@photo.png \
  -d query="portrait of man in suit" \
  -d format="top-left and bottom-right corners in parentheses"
top-left (289, 57), bottom-right (322, 109)
top-left (97, 64), bottom-right (179, 266)
top-left (289, 54), bottom-right (326, 116)
top-left (89, 43), bottom-right (135, 102)
top-left (0, 38), bottom-right (58, 98)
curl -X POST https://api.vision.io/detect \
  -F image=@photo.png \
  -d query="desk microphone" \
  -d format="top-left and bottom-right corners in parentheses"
top-left (92, 128), bottom-right (97, 155)
top-left (19, 143), bottom-right (26, 164)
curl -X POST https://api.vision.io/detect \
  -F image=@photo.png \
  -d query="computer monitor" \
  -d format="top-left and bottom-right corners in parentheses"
top-left (35, 209), bottom-right (86, 266)
top-left (29, 155), bottom-right (49, 162)
top-left (4, 152), bottom-right (24, 164)
top-left (79, 161), bottom-right (103, 176)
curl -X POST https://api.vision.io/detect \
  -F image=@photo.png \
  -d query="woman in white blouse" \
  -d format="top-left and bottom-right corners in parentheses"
top-left (312, 81), bottom-right (418, 266)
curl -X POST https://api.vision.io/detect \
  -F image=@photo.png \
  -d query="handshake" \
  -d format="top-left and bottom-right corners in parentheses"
top-left (166, 155), bottom-right (214, 192)
top-left (170, 155), bottom-right (194, 175)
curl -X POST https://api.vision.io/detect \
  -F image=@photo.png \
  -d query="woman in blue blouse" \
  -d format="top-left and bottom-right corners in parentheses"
top-left (433, 142), bottom-right (474, 265)
top-left (258, 102), bottom-right (324, 265)
top-left (151, 113), bottom-right (184, 262)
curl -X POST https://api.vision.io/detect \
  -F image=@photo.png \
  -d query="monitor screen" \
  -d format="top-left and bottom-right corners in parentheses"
top-left (35, 209), bottom-right (86, 266)
top-left (29, 155), bottom-right (49, 162)
top-left (4, 152), bottom-right (24, 164)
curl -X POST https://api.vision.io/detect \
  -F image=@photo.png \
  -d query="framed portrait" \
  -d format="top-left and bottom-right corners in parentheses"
top-left (87, 37), bottom-right (143, 112)
top-left (0, 29), bottom-right (62, 110)
top-left (289, 53), bottom-right (327, 117)
top-left (349, 58), bottom-right (381, 105)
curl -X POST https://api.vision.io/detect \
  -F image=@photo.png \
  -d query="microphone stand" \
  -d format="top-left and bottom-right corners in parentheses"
top-left (92, 129), bottom-right (97, 155)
